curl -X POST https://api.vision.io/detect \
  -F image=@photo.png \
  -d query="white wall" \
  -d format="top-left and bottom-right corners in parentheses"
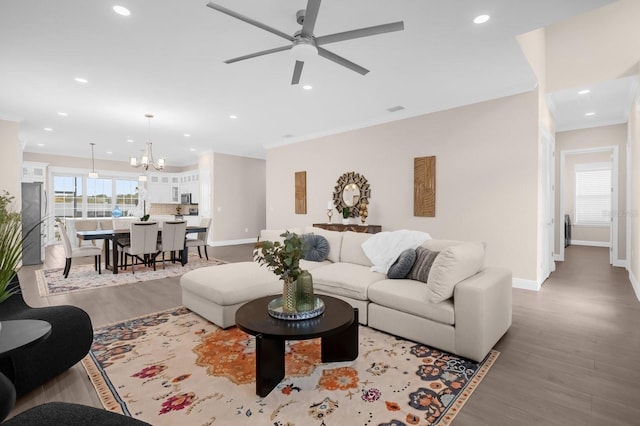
top-left (546, 0), bottom-right (640, 92)
top-left (0, 120), bottom-right (21, 206)
top-left (266, 91), bottom-right (540, 283)
top-left (629, 94), bottom-right (640, 298)
top-left (212, 153), bottom-right (266, 244)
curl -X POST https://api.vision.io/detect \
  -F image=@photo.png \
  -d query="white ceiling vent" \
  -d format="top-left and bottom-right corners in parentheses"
top-left (386, 105), bottom-right (405, 112)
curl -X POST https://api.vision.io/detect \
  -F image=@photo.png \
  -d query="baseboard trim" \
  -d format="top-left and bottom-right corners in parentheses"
top-left (569, 240), bottom-right (610, 248)
top-left (553, 254), bottom-right (564, 262)
top-left (612, 258), bottom-right (628, 268)
top-left (630, 270), bottom-right (640, 302)
top-left (512, 278), bottom-right (540, 291)
top-left (211, 238), bottom-right (257, 247)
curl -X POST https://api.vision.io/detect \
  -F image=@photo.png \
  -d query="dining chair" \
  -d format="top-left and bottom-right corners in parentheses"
top-left (122, 221), bottom-right (159, 274)
top-left (186, 217), bottom-right (211, 260)
top-left (156, 221), bottom-right (187, 269)
top-left (112, 217), bottom-right (134, 268)
top-left (56, 219), bottom-right (102, 278)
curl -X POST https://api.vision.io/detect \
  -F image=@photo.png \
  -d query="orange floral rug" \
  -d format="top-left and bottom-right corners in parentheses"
top-left (82, 307), bottom-right (499, 425)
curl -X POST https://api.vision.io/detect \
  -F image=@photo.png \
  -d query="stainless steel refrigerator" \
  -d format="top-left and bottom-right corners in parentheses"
top-left (22, 182), bottom-right (46, 265)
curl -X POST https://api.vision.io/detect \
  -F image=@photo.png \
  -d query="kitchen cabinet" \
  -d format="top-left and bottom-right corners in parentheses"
top-left (178, 171), bottom-right (200, 204)
top-left (22, 161), bottom-right (48, 183)
top-left (147, 172), bottom-right (198, 204)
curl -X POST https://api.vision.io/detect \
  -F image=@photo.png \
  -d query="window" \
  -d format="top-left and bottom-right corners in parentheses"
top-left (86, 177), bottom-right (112, 217)
top-left (53, 175), bottom-right (83, 219)
top-left (115, 179), bottom-right (139, 216)
top-left (574, 163), bottom-right (611, 226)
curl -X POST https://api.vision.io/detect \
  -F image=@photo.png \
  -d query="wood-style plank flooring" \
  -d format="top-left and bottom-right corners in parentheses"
top-left (7, 244), bottom-right (640, 425)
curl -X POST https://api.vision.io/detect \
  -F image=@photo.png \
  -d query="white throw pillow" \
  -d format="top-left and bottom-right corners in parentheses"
top-left (426, 241), bottom-right (485, 303)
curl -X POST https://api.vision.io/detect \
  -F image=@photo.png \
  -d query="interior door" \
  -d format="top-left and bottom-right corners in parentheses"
top-left (540, 131), bottom-right (555, 283)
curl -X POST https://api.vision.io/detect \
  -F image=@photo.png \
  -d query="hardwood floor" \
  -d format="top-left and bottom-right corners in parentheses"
top-left (8, 244), bottom-right (640, 424)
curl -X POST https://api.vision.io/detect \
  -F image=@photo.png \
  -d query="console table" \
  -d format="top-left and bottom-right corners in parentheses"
top-left (312, 223), bottom-right (381, 234)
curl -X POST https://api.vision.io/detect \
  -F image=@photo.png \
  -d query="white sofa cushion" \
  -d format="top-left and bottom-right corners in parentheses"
top-left (299, 259), bottom-right (331, 271)
top-left (426, 242), bottom-right (486, 303)
top-left (339, 231), bottom-right (373, 266)
top-left (259, 228), bottom-right (303, 243)
top-left (180, 262), bottom-right (281, 306)
top-left (311, 262), bottom-right (386, 300)
top-left (368, 279), bottom-right (455, 325)
top-left (305, 226), bottom-right (344, 263)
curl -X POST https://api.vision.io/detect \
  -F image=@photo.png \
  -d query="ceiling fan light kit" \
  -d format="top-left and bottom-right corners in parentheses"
top-left (206, 0), bottom-right (404, 85)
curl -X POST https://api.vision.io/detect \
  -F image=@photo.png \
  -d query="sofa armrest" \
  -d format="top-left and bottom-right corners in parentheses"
top-left (453, 266), bottom-right (512, 362)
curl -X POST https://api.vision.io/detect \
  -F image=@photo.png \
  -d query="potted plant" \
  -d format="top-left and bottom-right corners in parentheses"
top-left (254, 232), bottom-right (304, 313)
top-left (0, 191), bottom-right (31, 304)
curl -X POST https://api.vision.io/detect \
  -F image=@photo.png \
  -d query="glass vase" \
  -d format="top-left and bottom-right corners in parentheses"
top-left (295, 270), bottom-right (315, 312)
top-left (282, 278), bottom-right (297, 313)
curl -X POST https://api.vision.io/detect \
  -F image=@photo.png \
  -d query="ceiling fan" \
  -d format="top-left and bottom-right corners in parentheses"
top-left (206, 0), bottom-right (404, 85)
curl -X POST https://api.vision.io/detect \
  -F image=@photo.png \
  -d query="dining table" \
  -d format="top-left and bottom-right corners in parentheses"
top-left (76, 225), bottom-right (207, 274)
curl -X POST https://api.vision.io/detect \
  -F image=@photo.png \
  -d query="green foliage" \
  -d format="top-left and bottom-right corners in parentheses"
top-left (342, 207), bottom-right (350, 218)
top-left (254, 232), bottom-right (305, 283)
top-left (140, 214), bottom-right (150, 221)
top-left (0, 191), bottom-right (26, 303)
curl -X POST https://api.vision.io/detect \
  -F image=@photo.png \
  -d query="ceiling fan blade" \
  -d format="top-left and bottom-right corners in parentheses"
top-left (316, 21), bottom-right (404, 45)
top-left (291, 60), bottom-right (304, 85)
top-left (317, 47), bottom-right (369, 75)
top-left (225, 45), bottom-right (292, 64)
top-left (301, 0), bottom-right (321, 37)
top-left (206, 2), bottom-right (294, 42)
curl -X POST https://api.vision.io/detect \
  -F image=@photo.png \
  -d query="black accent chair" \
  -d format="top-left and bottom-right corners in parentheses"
top-left (0, 276), bottom-right (93, 397)
top-left (1, 371), bottom-right (149, 425)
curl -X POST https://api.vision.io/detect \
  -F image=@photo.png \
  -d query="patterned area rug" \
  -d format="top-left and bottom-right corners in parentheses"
top-left (36, 254), bottom-right (226, 296)
top-left (82, 307), bottom-right (499, 426)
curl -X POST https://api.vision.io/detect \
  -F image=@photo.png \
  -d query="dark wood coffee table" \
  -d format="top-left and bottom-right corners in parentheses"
top-left (235, 294), bottom-right (358, 397)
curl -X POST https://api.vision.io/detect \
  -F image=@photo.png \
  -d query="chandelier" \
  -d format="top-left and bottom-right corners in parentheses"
top-left (129, 114), bottom-right (165, 171)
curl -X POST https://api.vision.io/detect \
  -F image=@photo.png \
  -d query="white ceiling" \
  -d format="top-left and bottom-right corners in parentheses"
top-left (0, 0), bottom-right (626, 167)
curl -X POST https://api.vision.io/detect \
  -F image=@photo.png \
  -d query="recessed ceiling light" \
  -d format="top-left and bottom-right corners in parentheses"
top-left (106, 151), bottom-right (113, 155)
top-left (74, 77), bottom-right (88, 84)
top-left (43, 127), bottom-right (53, 131)
top-left (113, 5), bottom-right (131, 16)
top-left (127, 138), bottom-right (134, 143)
top-left (37, 143), bottom-right (45, 147)
top-left (184, 133), bottom-right (191, 138)
top-left (189, 148), bottom-right (196, 152)
top-left (302, 84), bottom-right (313, 90)
top-left (57, 112), bottom-right (68, 116)
top-left (578, 89), bottom-right (591, 95)
top-left (473, 14), bottom-right (490, 24)
top-left (585, 112), bottom-right (596, 116)
top-left (229, 115), bottom-right (238, 119)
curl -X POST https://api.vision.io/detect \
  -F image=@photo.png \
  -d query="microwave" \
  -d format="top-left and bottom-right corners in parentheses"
top-left (180, 193), bottom-right (192, 204)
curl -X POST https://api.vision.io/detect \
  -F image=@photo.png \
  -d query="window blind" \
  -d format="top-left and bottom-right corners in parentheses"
top-left (574, 166), bottom-right (611, 226)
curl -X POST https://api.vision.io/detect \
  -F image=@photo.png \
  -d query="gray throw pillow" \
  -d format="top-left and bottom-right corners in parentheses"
top-left (387, 248), bottom-right (417, 279)
top-left (303, 234), bottom-right (330, 262)
top-left (408, 246), bottom-right (440, 283)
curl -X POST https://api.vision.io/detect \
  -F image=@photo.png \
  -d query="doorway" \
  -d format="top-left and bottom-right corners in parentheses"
top-left (558, 146), bottom-right (619, 265)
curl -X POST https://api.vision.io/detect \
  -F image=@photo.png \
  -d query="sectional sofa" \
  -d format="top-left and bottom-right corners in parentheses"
top-left (180, 225), bottom-right (512, 362)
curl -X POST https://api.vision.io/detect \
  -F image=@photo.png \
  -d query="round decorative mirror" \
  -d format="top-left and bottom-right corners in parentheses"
top-left (333, 172), bottom-right (371, 217)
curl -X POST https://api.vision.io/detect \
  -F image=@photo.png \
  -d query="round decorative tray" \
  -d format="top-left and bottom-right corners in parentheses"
top-left (267, 296), bottom-right (325, 320)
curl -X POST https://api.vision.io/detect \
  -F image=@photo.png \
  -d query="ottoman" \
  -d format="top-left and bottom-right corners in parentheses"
top-left (180, 262), bottom-right (281, 328)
